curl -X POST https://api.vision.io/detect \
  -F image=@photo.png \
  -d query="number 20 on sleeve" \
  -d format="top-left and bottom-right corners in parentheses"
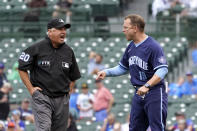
top-left (19, 52), bottom-right (30, 62)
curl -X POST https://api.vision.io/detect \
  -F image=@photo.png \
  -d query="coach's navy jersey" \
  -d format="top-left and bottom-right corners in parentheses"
top-left (120, 36), bottom-right (168, 87)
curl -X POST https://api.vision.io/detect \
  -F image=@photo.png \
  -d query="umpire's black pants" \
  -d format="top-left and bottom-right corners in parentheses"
top-left (31, 90), bottom-right (69, 131)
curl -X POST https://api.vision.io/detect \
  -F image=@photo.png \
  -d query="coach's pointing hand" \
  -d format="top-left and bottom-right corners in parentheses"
top-left (96, 71), bottom-right (106, 80)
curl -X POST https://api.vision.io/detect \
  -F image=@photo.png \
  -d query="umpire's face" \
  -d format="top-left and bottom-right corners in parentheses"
top-left (48, 27), bottom-right (66, 45)
top-left (122, 19), bottom-right (137, 41)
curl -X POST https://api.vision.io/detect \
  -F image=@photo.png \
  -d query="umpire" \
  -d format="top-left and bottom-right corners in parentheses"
top-left (18, 18), bottom-right (81, 131)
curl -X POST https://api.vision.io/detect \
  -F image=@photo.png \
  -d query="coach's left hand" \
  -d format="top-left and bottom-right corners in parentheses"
top-left (137, 86), bottom-right (149, 96)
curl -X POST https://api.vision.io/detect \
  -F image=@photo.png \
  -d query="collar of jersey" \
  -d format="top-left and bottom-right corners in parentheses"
top-left (134, 35), bottom-right (149, 47)
top-left (45, 36), bottom-right (65, 49)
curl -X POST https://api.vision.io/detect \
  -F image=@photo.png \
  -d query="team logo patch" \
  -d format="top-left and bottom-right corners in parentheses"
top-left (59, 19), bottom-right (64, 23)
top-left (158, 56), bottom-right (166, 64)
top-left (62, 62), bottom-right (69, 68)
top-left (128, 49), bottom-right (131, 53)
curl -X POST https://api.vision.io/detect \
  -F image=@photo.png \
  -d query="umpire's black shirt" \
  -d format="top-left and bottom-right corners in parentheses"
top-left (18, 36), bottom-right (81, 97)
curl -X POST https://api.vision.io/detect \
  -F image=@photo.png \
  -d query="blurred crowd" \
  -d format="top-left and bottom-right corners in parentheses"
top-left (0, 0), bottom-right (197, 130)
top-left (167, 111), bottom-right (195, 131)
top-left (152, 0), bottom-right (197, 18)
top-left (0, 61), bottom-right (32, 131)
top-left (18, 0), bottom-right (129, 24)
top-left (168, 71), bottom-right (197, 97)
top-left (168, 42), bottom-right (197, 98)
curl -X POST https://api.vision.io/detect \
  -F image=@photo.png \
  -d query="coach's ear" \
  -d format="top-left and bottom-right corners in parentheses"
top-left (133, 25), bottom-right (137, 33)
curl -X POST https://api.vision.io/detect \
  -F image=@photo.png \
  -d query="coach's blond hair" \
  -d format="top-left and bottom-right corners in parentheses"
top-left (125, 14), bottom-right (145, 32)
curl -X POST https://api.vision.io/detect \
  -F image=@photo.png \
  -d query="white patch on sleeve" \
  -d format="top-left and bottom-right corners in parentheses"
top-left (158, 56), bottom-right (166, 64)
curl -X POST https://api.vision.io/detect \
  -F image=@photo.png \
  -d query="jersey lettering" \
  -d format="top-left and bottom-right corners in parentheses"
top-left (38, 60), bottom-right (50, 66)
top-left (129, 56), bottom-right (148, 70)
top-left (19, 52), bottom-right (30, 62)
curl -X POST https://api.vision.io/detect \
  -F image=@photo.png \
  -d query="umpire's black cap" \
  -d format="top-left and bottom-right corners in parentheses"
top-left (47, 18), bottom-right (71, 29)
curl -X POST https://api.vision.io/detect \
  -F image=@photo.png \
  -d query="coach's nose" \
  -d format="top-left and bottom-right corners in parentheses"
top-left (122, 27), bottom-right (127, 33)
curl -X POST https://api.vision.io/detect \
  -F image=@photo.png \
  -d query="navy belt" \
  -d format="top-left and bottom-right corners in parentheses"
top-left (133, 85), bottom-right (165, 91)
top-left (133, 86), bottom-right (142, 90)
